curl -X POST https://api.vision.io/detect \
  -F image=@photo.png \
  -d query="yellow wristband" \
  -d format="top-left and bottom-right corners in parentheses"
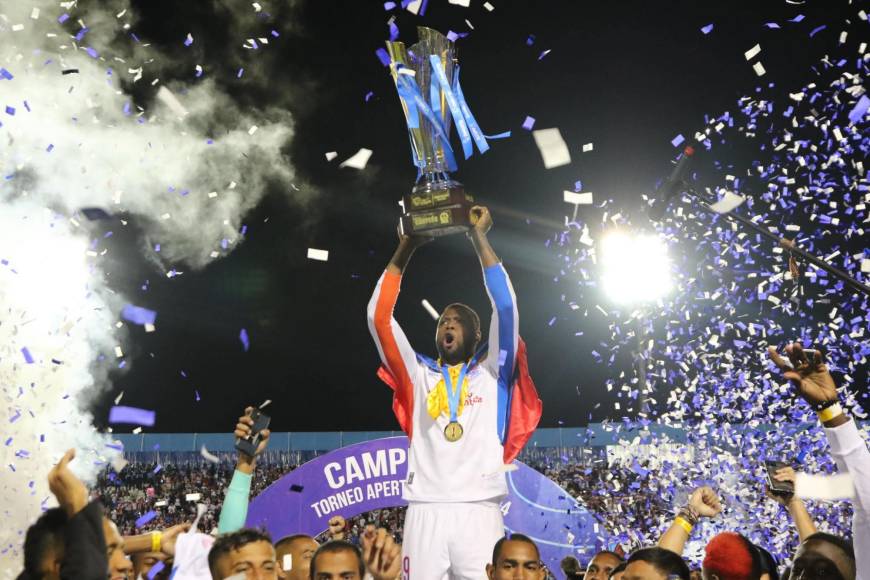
top-left (151, 531), bottom-right (162, 553)
top-left (675, 516), bottom-right (693, 535)
top-left (818, 403), bottom-right (843, 423)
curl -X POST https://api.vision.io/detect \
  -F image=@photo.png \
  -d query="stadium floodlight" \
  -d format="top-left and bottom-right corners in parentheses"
top-left (600, 231), bottom-right (672, 305)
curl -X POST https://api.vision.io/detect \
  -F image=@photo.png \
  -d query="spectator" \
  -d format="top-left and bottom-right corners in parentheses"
top-left (623, 547), bottom-right (690, 580)
top-left (310, 527), bottom-right (401, 580)
top-left (207, 528), bottom-right (278, 579)
top-left (769, 342), bottom-right (868, 579)
top-left (701, 532), bottom-right (761, 580)
top-left (559, 555), bottom-right (583, 580)
top-left (584, 550), bottom-right (624, 580)
top-left (20, 508), bottom-right (67, 580)
top-left (486, 534), bottom-right (545, 580)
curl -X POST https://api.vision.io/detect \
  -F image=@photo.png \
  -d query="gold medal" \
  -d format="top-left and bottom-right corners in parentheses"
top-left (444, 421), bottom-right (463, 442)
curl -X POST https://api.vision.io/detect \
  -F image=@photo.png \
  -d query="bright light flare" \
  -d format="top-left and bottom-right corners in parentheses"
top-left (600, 232), bottom-right (672, 304)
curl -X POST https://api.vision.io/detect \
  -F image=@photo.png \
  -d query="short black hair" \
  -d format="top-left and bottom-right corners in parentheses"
top-left (609, 561), bottom-right (628, 579)
top-left (627, 547), bottom-right (690, 580)
top-left (275, 534), bottom-right (315, 552)
top-left (561, 555), bottom-right (582, 574)
top-left (755, 545), bottom-right (779, 580)
top-left (593, 550), bottom-right (625, 563)
top-left (310, 540), bottom-right (364, 580)
top-left (803, 532), bottom-right (855, 561)
top-left (491, 533), bottom-right (540, 565)
top-left (23, 508), bottom-right (67, 577)
top-left (441, 303), bottom-right (481, 335)
top-left (208, 528), bottom-right (274, 576)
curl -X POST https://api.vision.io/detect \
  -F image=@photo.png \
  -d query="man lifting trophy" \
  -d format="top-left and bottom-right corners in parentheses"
top-left (367, 27), bottom-right (543, 579)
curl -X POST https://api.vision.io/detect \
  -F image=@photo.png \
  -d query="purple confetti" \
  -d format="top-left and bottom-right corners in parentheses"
top-left (522, 116), bottom-right (536, 131)
top-left (384, 1), bottom-right (396, 8)
top-left (240, 328), bottom-right (250, 352)
top-left (57, 13), bottom-right (69, 23)
top-left (84, 47), bottom-right (99, 59)
top-left (0, 68), bottom-right (13, 80)
top-left (789, 14), bottom-right (805, 22)
top-left (671, 133), bottom-right (685, 147)
top-left (108, 406), bottom-right (156, 427)
top-left (847, 95), bottom-right (869, 125)
top-left (808, 24), bottom-right (826, 37)
top-left (700, 23), bottom-right (714, 35)
top-left (135, 510), bottom-right (158, 528)
top-left (146, 562), bottom-right (166, 580)
top-left (5, 106), bottom-right (15, 116)
top-left (20, 348), bottom-right (34, 364)
top-left (121, 304), bottom-right (157, 326)
top-left (375, 48), bottom-right (391, 67)
top-left (184, 33), bottom-right (194, 47)
top-left (764, 22), bottom-right (781, 29)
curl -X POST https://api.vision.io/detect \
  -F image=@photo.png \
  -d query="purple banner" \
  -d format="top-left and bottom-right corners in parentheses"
top-left (247, 437), bottom-right (607, 576)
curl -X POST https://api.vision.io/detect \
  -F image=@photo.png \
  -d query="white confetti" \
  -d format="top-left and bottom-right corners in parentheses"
top-left (448, 0), bottom-right (470, 5)
top-left (744, 44), bottom-right (761, 60)
top-left (582, 142), bottom-right (594, 152)
top-left (30, 8), bottom-right (40, 19)
top-left (200, 445), bottom-right (220, 463)
top-left (283, 554), bottom-right (292, 571)
top-left (185, 493), bottom-right (202, 502)
top-left (307, 248), bottom-right (329, 261)
top-left (156, 86), bottom-right (189, 118)
top-left (532, 128), bottom-right (571, 169)
top-left (710, 191), bottom-right (746, 213)
top-left (483, 1), bottom-right (495, 10)
top-left (325, 151), bottom-right (338, 161)
top-left (248, 125), bottom-right (259, 135)
top-left (564, 191), bottom-right (593, 205)
top-left (339, 148), bottom-right (373, 170)
top-left (753, 62), bottom-right (766, 77)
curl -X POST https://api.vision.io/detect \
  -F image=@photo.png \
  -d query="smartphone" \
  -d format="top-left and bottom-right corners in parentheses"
top-left (235, 409), bottom-right (271, 457)
top-left (765, 460), bottom-right (794, 496)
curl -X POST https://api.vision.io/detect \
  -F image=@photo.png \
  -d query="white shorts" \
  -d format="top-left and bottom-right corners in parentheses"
top-left (401, 501), bottom-right (505, 580)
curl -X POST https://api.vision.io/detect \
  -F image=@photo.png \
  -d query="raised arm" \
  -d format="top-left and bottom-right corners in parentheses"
top-left (767, 467), bottom-right (817, 542)
top-left (658, 486), bottom-right (722, 556)
top-left (217, 406), bottom-right (271, 533)
top-left (768, 342), bottom-right (870, 578)
top-left (470, 207), bottom-right (519, 441)
top-left (367, 236), bottom-right (427, 434)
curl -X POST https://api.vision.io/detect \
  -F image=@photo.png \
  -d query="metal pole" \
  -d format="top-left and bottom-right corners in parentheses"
top-left (684, 188), bottom-right (870, 297)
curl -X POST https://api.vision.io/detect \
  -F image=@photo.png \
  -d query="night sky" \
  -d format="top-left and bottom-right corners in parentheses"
top-left (91, 0), bottom-right (865, 433)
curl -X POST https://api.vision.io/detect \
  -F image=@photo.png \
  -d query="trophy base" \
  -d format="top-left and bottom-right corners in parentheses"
top-left (398, 179), bottom-right (474, 238)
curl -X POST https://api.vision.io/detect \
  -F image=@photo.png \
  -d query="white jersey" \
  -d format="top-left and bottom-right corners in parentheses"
top-left (367, 264), bottom-right (520, 503)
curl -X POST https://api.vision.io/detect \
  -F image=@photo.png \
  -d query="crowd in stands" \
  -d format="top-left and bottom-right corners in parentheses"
top-left (15, 343), bottom-right (868, 579)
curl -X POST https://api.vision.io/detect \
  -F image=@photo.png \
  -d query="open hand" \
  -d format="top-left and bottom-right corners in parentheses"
top-left (361, 526), bottom-right (402, 580)
top-left (688, 486), bottom-right (722, 518)
top-left (48, 449), bottom-right (90, 517)
top-left (235, 407), bottom-right (271, 460)
top-left (469, 206), bottom-right (492, 235)
top-left (159, 523), bottom-right (191, 556)
top-left (768, 342), bottom-right (838, 407)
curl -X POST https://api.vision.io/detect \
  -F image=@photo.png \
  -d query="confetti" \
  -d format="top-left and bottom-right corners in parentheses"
top-left (239, 328), bottom-right (250, 352)
top-left (522, 116), bottom-right (536, 131)
top-left (700, 23), bottom-right (714, 35)
top-left (108, 406), bottom-right (156, 427)
top-left (582, 143), bottom-right (593, 152)
top-left (200, 445), bottom-right (220, 463)
top-left (135, 511), bottom-right (158, 528)
top-left (307, 248), bottom-right (329, 261)
top-left (563, 191), bottom-right (593, 205)
top-left (709, 191), bottom-right (746, 213)
top-left (283, 554), bottom-right (292, 570)
top-left (752, 62), bottom-right (766, 76)
top-left (121, 304), bottom-right (157, 326)
top-left (325, 151), bottom-right (338, 161)
top-left (339, 148), bottom-right (373, 170)
top-left (744, 44), bottom-right (761, 60)
top-left (532, 128), bottom-right (571, 169)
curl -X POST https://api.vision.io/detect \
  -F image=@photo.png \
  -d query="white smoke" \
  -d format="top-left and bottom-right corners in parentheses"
top-left (0, 0), bottom-right (300, 571)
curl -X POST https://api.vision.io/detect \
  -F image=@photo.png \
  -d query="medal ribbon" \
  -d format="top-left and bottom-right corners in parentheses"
top-left (440, 362), bottom-right (469, 424)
